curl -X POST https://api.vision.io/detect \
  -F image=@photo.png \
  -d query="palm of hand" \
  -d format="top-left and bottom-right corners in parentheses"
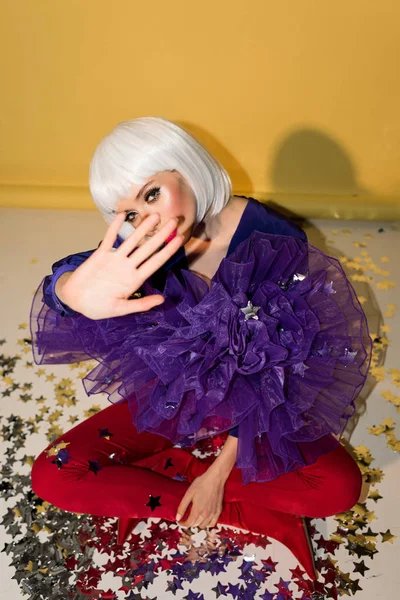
top-left (59, 212), bottom-right (183, 320)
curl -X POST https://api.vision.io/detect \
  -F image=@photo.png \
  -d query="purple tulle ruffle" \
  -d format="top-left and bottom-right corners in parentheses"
top-left (30, 231), bottom-right (372, 484)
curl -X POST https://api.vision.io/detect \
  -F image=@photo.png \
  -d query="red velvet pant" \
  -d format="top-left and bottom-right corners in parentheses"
top-left (31, 399), bottom-right (362, 527)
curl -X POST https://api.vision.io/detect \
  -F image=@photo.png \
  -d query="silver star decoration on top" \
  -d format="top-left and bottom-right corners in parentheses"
top-left (240, 300), bottom-right (261, 321)
top-left (293, 272), bottom-right (307, 282)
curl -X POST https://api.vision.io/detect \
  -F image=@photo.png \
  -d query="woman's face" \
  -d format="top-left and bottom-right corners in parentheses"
top-left (115, 170), bottom-right (197, 246)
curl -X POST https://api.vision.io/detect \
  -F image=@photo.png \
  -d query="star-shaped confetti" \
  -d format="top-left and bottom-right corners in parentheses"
top-left (98, 428), bottom-right (114, 440)
top-left (45, 441), bottom-right (71, 458)
top-left (381, 529), bottom-right (397, 544)
top-left (146, 495), bottom-right (162, 511)
top-left (88, 460), bottom-right (101, 475)
top-left (353, 560), bottom-right (370, 576)
top-left (240, 300), bottom-right (261, 321)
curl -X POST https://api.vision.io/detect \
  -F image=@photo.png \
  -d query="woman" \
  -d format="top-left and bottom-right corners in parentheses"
top-left (30, 117), bottom-right (372, 580)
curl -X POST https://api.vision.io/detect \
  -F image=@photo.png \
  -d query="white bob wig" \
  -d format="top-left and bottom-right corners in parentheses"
top-left (89, 116), bottom-right (232, 240)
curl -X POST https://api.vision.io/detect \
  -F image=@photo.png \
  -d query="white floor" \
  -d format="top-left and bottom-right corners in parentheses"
top-left (1, 207), bottom-right (399, 599)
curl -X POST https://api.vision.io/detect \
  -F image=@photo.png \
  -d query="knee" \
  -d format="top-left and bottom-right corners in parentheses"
top-left (327, 446), bottom-right (363, 513)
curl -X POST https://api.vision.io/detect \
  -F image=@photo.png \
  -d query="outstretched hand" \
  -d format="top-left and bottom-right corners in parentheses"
top-left (59, 212), bottom-right (184, 320)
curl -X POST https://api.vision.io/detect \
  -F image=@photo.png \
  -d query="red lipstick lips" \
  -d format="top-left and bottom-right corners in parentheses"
top-left (165, 228), bottom-right (178, 243)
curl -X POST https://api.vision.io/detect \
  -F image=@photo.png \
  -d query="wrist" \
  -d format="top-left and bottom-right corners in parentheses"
top-left (55, 271), bottom-right (73, 304)
top-left (207, 437), bottom-right (238, 482)
top-left (206, 462), bottom-right (231, 483)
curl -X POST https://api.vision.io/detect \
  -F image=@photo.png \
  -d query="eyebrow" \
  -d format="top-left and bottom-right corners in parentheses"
top-left (111, 180), bottom-right (155, 214)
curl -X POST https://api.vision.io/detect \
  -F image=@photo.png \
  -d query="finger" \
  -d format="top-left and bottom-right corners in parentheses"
top-left (201, 511), bottom-right (220, 530)
top-left (127, 217), bottom-right (180, 266)
top-left (112, 294), bottom-right (166, 317)
top-left (100, 212), bottom-right (127, 252)
top-left (206, 519), bottom-right (218, 529)
top-left (180, 509), bottom-right (200, 528)
top-left (114, 213), bottom-right (162, 257)
top-left (176, 492), bottom-right (193, 523)
top-left (178, 503), bottom-right (197, 527)
top-left (193, 514), bottom-right (207, 528)
top-left (136, 233), bottom-right (184, 280)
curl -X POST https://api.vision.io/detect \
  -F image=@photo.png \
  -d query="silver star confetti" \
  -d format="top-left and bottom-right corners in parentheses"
top-left (240, 300), bottom-right (261, 321)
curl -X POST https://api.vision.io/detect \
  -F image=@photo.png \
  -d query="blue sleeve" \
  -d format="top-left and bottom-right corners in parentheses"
top-left (43, 248), bottom-right (96, 317)
top-left (228, 425), bottom-right (239, 437)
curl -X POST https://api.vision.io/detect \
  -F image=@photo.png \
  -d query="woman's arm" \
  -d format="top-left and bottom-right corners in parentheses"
top-left (176, 434), bottom-right (238, 527)
top-left (206, 434), bottom-right (238, 482)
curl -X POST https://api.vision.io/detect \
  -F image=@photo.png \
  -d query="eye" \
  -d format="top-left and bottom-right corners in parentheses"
top-left (124, 187), bottom-right (161, 223)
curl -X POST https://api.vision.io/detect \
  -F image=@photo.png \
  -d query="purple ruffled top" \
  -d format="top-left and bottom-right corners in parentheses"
top-left (30, 228), bottom-right (372, 484)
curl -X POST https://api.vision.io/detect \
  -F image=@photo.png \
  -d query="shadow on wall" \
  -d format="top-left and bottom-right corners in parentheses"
top-left (266, 128), bottom-right (383, 455)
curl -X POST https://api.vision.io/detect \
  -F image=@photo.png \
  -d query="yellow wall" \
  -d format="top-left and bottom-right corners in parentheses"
top-left (1, 0), bottom-right (399, 219)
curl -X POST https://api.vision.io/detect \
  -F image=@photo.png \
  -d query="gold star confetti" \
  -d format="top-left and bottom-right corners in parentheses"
top-left (26, 418), bottom-right (39, 433)
top-left (376, 280), bottom-right (397, 290)
top-left (387, 369), bottom-right (400, 387)
top-left (18, 322), bottom-right (28, 329)
top-left (350, 274), bottom-right (374, 283)
top-left (46, 441), bottom-right (71, 457)
top-left (48, 410), bottom-right (63, 423)
top-left (386, 434), bottom-right (400, 452)
top-left (45, 374), bottom-right (56, 382)
top-left (367, 468), bottom-right (384, 485)
top-left (31, 522), bottom-right (41, 534)
top-left (2, 375), bottom-right (14, 386)
top-left (47, 424), bottom-right (65, 442)
top-left (368, 424), bottom-right (386, 436)
top-left (84, 405), bottom-right (102, 418)
top-left (353, 445), bottom-right (374, 465)
top-left (368, 490), bottom-right (383, 503)
top-left (35, 501), bottom-right (51, 514)
top-left (381, 529), bottom-right (397, 544)
top-left (24, 560), bottom-right (34, 571)
top-left (35, 368), bottom-right (46, 377)
top-left (65, 396), bottom-right (78, 407)
top-left (357, 295), bottom-right (367, 304)
top-left (24, 455), bottom-right (35, 467)
top-left (380, 256), bottom-right (390, 262)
